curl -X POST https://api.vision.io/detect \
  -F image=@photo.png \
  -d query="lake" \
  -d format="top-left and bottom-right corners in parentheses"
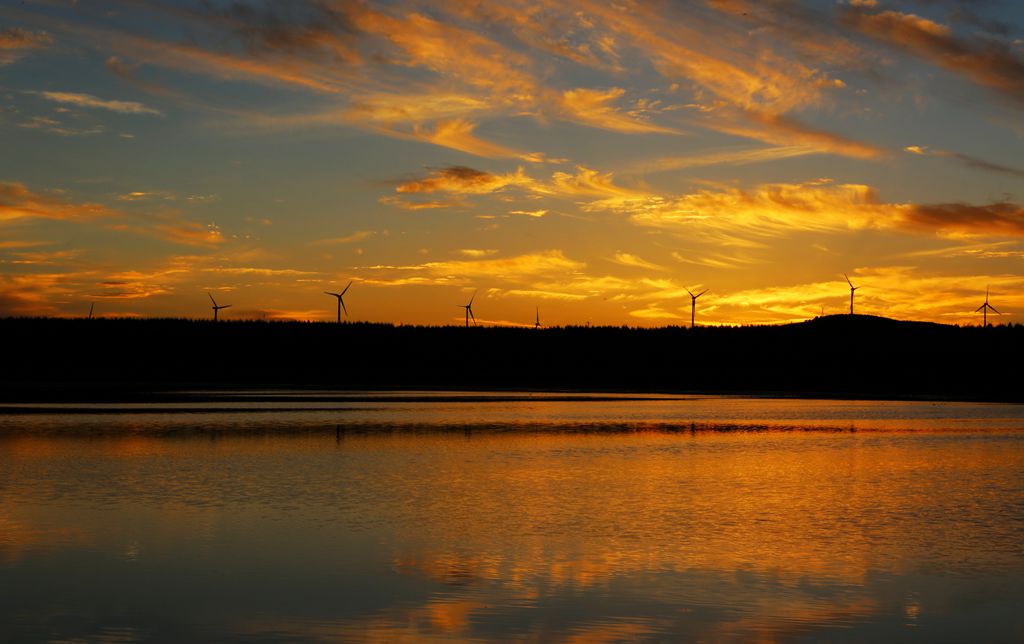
top-left (2, 393), bottom-right (1023, 642)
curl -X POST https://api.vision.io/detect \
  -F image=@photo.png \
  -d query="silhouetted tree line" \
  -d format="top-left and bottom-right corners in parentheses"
top-left (2, 315), bottom-right (1021, 401)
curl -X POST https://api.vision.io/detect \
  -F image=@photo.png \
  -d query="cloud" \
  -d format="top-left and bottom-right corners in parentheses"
top-left (711, 267), bottom-right (1024, 325)
top-left (458, 249), bottom-right (498, 258)
top-left (610, 252), bottom-right (665, 271)
top-left (841, 7), bottom-right (1024, 106)
top-left (0, 181), bottom-right (227, 247)
top-left (359, 250), bottom-right (585, 285)
top-left (609, 178), bottom-right (1024, 238)
top-left (312, 230), bottom-right (376, 245)
top-left (904, 145), bottom-right (1024, 179)
top-left (150, 222), bottom-right (225, 247)
top-left (0, 273), bottom-right (76, 316)
top-left (411, 119), bottom-right (544, 161)
top-left (558, 87), bottom-right (679, 134)
top-left (383, 163), bottom-right (653, 212)
top-left (0, 27), bottom-right (51, 65)
top-left (708, 109), bottom-right (885, 159)
top-left (545, 166), bottom-right (648, 201)
top-left (18, 116), bottom-right (104, 137)
top-left (37, 91), bottom-right (163, 116)
top-left (200, 267), bottom-right (318, 277)
top-left (105, 56), bottom-right (181, 98)
top-left (0, 182), bottom-right (115, 222)
top-left (629, 145), bottom-right (819, 175)
top-left (396, 166), bottom-right (534, 196)
top-left (900, 202), bottom-right (1024, 237)
top-left (378, 196), bottom-right (460, 211)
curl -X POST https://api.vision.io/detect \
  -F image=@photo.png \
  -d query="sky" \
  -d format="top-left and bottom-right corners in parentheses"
top-left (1, 0), bottom-right (1023, 326)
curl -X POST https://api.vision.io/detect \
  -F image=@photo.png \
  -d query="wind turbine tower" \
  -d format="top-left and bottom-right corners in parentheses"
top-left (324, 282), bottom-right (352, 323)
top-left (458, 291), bottom-right (477, 327)
top-left (686, 288), bottom-right (708, 329)
top-left (535, 306), bottom-right (542, 329)
top-left (976, 286), bottom-right (1000, 327)
top-left (844, 273), bottom-right (860, 315)
top-left (208, 292), bottom-right (232, 322)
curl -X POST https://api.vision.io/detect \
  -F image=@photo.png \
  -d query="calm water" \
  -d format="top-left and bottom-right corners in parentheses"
top-left (2, 393), bottom-right (1023, 642)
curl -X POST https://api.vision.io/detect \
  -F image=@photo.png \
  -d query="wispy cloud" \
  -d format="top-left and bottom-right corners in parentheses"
top-left (1, 181), bottom-right (226, 247)
top-left (629, 145), bottom-right (819, 175)
top-left (557, 87), bottom-right (680, 134)
top-left (37, 91), bottom-right (163, 116)
top-left (359, 250), bottom-right (585, 286)
top-left (609, 252), bottom-right (665, 271)
top-left (18, 116), bottom-right (104, 137)
top-left (601, 178), bottom-right (1024, 239)
top-left (0, 182), bottom-right (115, 222)
top-left (312, 230), bottom-right (376, 245)
top-left (904, 145), bottom-right (1024, 179)
top-left (841, 6), bottom-right (1024, 106)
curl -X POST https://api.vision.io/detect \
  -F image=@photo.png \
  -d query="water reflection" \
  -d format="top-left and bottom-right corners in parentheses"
top-left (1, 397), bottom-right (1023, 641)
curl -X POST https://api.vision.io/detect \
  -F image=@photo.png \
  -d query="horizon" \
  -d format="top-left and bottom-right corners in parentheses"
top-left (2, 1), bottom-right (1023, 327)
top-left (2, 310), bottom-right (1018, 330)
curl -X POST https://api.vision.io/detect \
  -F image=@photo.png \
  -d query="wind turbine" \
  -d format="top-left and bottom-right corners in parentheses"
top-left (535, 306), bottom-right (542, 329)
top-left (88, 302), bottom-right (94, 319)
top-left (976, 286), bottom-right (1000, 327)
top-left (324, 281), bottom-right (352, 323)
top-left (844, 273), bottom-right (860, 315)
top-left (458, 290), bottom-right (477, 327)
top-left (685, 287), bottom-right (708, 329)
top-left (208, 292), bottom-right (232, 322)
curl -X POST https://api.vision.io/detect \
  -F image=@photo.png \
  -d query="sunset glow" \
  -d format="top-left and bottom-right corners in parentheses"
top-left (2, 1), bottom-right (1022, 326)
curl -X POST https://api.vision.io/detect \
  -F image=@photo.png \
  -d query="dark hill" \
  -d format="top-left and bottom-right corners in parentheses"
top-left (1, 315), bottom-right (1021, 402)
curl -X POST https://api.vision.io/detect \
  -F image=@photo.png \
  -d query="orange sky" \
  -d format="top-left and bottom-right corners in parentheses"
top-left (1, 0), bottom-right (1023, 326)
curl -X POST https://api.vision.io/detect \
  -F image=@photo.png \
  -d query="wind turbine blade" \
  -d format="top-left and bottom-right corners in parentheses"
top-left (844, 273), bottom-right (853, 287)
top-left (697, 289), bottom-right (709, 297)
top-left (469, 290), bottom-right (477, 306)
top-left (208, 292), bottom-right (217, 306)
top-left (685, 288), bottom-right (694, 298)
top-left (989, 304), bottom-right (1001, 315)
top-left (222, 304), bottom-right (232, 309)
top-left (325, 291), bottom-right (338, 297)
top-left (975, 303), bottom-right (986, 312)
top-left (469, 308), bottom-right (476, 324)
top-left (340, 299), bottom-right (348, 316)
top-left (341, 281), bottom-right (352, 296)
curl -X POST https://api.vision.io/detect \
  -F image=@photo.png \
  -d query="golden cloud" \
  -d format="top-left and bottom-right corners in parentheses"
top-left (629, 145), bottom-right (819, 175)
top-left (712, 268), bottom-right (1024, 325)
top-left (610, 252), bottom-right (665, 271)
top-left (395, 166), bottom-right (533, 195)
top-left (558, 87), bottom-right (678, 134)
top-left (312, 230), bottom-right (376, 245)
top-left (412, 119), bottom-right (544, 161)
top-left (0, 182), bottom-right (115, 222)
top-left (358, 250), bottom-right (585, 287)
top-left (612, 179), bottom-right (1024, 238)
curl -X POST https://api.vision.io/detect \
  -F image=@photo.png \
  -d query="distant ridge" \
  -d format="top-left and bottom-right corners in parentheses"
top-left (1, 316), bottom-right (1021, 402)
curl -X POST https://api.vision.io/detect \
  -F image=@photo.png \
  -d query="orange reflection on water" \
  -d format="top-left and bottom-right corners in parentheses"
top-left (1, 409), bottom-right (1022, 641)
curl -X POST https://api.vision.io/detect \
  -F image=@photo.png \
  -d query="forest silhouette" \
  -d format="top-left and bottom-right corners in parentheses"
top-left (2, 315), bottom-right (1021, 402)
